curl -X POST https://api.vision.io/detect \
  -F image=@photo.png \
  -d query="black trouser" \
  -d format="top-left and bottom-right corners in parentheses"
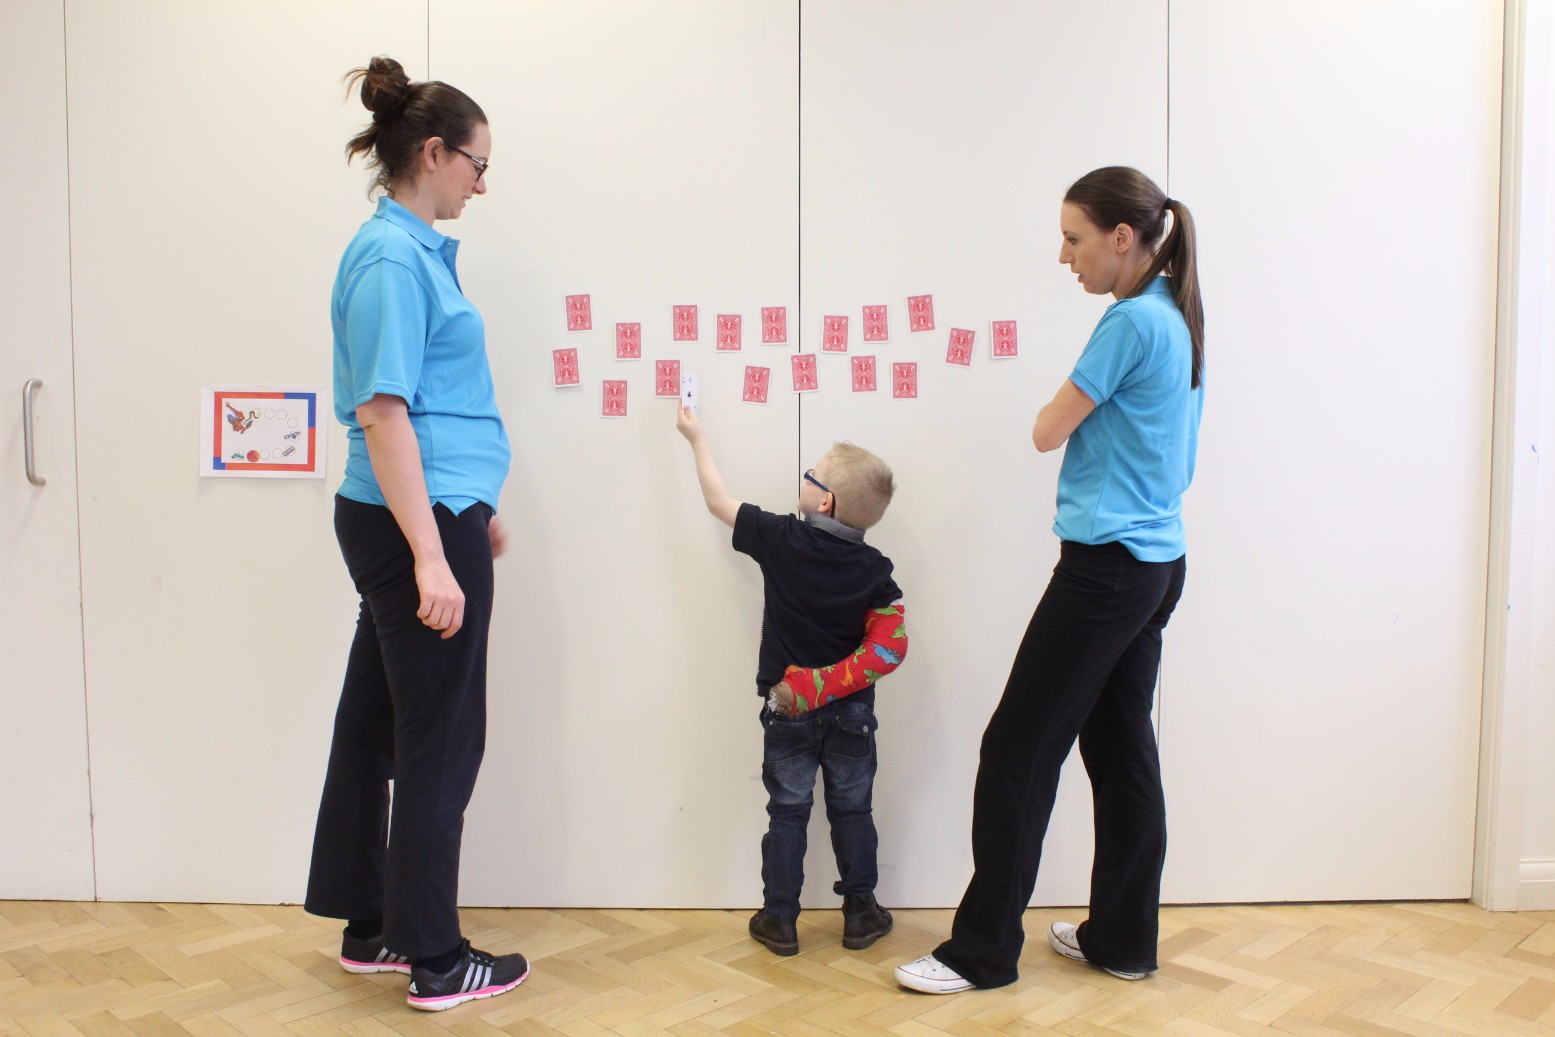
top-left (934, 540), bottom-right (1186, 988)
top-left (305, 495), bottom-right (494, 959)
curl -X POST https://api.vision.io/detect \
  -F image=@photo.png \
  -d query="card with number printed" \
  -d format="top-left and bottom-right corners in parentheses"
top-left (743, 365), bottom-right (770, 404)
top-left (654, 359), bottom-right (681, 397)
top-left (716, 313), bottom-right (742, 351)
top-left (893, 362), bottom-right (918, 399)
top-left (552, 348), bottom-right (580, 387)
top-left (565, 294), bottom-right (592, 332)
top-left (616, 322), bottom-right (642, 360)
top-left (762, 306), bottom-right (788, 344)
top-left (991, 319), bottom-right (1019, 359)
top-left (851, 355), bottom-right (877, 393)
top-left (946, 327), bottom-right (974, 367)
top-left (822, 315), bottom-right (849, 353)
top-left (791, 353), bottom-right (818, 393)
top-left (907, 294), bottom-right (935, 332)
top-left (673, 305), bottom-right (698, 342)
top-left (602, 379), bottom-right (628, 417)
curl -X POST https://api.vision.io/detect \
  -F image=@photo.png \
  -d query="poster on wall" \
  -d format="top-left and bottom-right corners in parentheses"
top-left (200, 385), bottom-right (327, 479)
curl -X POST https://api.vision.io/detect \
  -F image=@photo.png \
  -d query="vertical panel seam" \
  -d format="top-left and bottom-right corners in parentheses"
top-left (61, 0), bottom-right (100, 903)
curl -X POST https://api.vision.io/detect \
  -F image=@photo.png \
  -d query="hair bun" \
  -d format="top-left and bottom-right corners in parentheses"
top-left (359, 56), bottom-right (411, 119)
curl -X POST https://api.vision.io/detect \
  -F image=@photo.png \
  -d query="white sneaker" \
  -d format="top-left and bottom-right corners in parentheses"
top-left (1047, 922), bottom-right (1147, 980)
top-left (894, 954), bottom-right (976, 994)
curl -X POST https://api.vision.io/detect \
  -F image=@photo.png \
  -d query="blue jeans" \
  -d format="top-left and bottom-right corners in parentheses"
top-left (759, 691), bottom-right (880, 921)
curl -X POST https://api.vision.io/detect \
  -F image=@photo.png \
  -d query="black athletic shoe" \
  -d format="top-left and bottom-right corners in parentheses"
top-left (406, 940), bottom-right (529, 1011)
top-left (748, 909), bottom-right (799, 956)
top-left (842, 893), bottom-right (894, 950)
top-left (338, 929), bottom-right (412, 975)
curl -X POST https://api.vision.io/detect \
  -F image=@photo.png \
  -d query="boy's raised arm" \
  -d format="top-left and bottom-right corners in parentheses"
top-left (675, 405), bottom-right (740, 528)
top-left (768, 602), bottom-right (909, 715)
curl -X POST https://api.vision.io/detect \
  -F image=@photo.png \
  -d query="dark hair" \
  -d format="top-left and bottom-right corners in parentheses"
top-left (1064, 166), bottom-right (1205, 389)
top-left (342, 56), bottom-right (487, 196)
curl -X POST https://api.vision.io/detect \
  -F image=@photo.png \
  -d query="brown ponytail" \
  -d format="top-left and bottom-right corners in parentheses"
top-left (1064, 167), bottom-right (1206, 389)
top-left (342, 56), bottom-right (487, 197)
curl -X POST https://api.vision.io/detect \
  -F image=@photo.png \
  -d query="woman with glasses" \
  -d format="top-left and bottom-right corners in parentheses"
top-left (304, 55), bottom-right (527, 1012)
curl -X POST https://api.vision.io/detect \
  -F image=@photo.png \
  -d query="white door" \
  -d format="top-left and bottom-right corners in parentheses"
top-left (0, 0), bottom-right (95, 900)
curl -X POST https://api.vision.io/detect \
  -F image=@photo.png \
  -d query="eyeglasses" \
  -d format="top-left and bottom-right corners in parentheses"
top-left (802, 469), bottom-right (839, 516)
top-left (442, 140), bottom-right (489, 181)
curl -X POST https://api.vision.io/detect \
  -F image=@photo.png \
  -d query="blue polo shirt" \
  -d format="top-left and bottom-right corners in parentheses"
top-left (1055, 276), bottom-right (1203, 562)
top-left (332, 196), bottom-right (510, 514)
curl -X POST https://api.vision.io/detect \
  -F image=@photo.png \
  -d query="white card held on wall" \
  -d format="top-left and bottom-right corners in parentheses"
top-left (680, 373), bottom-right (698, 414)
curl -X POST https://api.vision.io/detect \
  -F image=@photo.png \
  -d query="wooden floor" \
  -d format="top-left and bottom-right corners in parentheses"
top-left (4, 901), bottom-right (1555, 1036)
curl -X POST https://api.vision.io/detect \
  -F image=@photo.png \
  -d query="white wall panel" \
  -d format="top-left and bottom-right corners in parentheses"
top-left (0, 0), bottom-right (93, 900)
top-left (798, 0), bottom-right (1167, 908)
top-left (1164, 0), bottom-right (1501, 900)
top-left (433, 1), bottom-right (798, 906)
top-left (53, 0), bottom-right (1505, 908)
top-left (66, 0), bottom-right (428, 902)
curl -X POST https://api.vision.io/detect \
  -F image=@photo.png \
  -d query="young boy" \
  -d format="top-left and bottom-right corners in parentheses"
top-left (675, 404), bottom-right (907, 956)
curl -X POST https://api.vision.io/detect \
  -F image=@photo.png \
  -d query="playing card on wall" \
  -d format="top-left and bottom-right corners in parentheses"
top-left (743, 365), bottom-right (770, 404)
top-left (553, 348), bottom-right (581, 387)
top-left (762, 306), bottom-right (788, 344)
top-left (991, 319), bottom-right (1019, 358)
top-left (851, 355), bottom-right (878, 393)
top-left (565, 294), bottom-right (592, 332)
top-left (946, 327), bottom-right (974, 367)
top-left (602, 379), bottom-right (628, 417)
top-left (862, 305), bottom-right (890, 343)
top-left (822, 315), bottom-right (849, 353)
top-left (893, 362), bottom-right (918, 399)
top-left (716, 314), bottom-right (742, 351)
top-left (791, 353), bottom-right (818, 393)
top-left (654, 359), bottom-right (681, 397)
top-left (907, 294), bottom-right (935, 332)
top-left (673, 305), bottom-right (698, 341)
top-left (616, 322), bottom-right (642, 360)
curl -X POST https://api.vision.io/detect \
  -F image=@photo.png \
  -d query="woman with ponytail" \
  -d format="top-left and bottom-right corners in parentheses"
top-left (896, 167), bottom-right (1205, 993)
top-left (304, 57), bottom-right (529, 1012)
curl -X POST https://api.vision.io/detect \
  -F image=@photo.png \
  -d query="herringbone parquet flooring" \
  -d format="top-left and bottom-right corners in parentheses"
top-left (3, 900), bottom-right (1554, 1036)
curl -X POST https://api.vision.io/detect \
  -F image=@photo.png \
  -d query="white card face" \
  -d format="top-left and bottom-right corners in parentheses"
top-left (680, 373), bottom-right (698, 414)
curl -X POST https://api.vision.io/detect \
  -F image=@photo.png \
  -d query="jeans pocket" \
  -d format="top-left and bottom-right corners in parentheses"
top-left (826, 707), bottom-right (878, 762)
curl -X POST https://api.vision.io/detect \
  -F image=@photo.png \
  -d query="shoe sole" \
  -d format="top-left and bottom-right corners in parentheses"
top-left (893, 966), bottom-right (974, 994)
top-left (340, 957), bottom-right (412, 975)
top-left (842, 925), bottom-right (892, 950)
top-left (1046, 926), bottom-right (1147, 981)
top-left (751, 933), bottom-right (799, 956)
top-left (406, 967), bottom-right (529, 1011)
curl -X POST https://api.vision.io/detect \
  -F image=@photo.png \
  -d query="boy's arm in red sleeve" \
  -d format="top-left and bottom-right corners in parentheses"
top-left (769, 602), bottom-right (908, 715)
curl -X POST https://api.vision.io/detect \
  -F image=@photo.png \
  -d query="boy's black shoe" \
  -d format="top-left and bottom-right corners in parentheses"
top-left (338, 929), bottom-right (412, 974)
top-left (748, 909), bottom-right (799, 956)
top-left (842, 893), bottom-right (893, 950)
top-left (406, 940), bottom-right (529, 1011)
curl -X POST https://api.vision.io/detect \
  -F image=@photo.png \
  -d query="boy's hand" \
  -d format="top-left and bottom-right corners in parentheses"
top-left (766, 682), bottom-right (799, 716)
top-left (675, 404), bottom-right (704, 444)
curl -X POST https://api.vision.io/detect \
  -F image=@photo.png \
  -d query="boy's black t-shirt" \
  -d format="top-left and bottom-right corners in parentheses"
top-left (732, 502), bottom-right (902, 693)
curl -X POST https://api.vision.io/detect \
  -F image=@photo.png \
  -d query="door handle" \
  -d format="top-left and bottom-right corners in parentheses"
top-left (23, 378), bottom-right (45, 486)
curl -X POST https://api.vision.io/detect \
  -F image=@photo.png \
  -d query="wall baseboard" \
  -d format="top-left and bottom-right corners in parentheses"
top-left (1518, 859), bottom-right (1555, 909)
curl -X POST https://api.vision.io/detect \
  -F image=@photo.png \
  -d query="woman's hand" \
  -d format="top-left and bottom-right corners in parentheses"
top-left (488, 512), bottom-right (509, 559)
top-left (415, 556), bottom-right (466, 638)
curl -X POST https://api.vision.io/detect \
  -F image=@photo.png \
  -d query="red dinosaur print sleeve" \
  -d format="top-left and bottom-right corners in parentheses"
top-left (771, 602), bottom-right (907, 714)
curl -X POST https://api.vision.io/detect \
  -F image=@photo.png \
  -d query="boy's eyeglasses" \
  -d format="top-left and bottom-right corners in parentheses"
top-left (803, 469), bottom-right (838, 516)
top-left (442, 140), bottom-right (489, 181)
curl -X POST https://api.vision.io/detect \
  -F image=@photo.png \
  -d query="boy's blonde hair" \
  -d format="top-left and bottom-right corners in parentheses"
top-left (824, 442), bottom-right (895, 530)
